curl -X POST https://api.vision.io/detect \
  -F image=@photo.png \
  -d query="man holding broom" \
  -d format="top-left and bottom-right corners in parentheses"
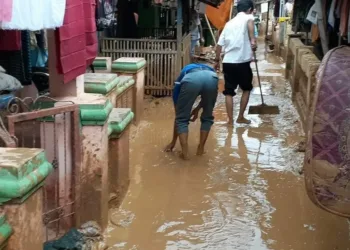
top-left (214, 0), bottom-right (257, 125)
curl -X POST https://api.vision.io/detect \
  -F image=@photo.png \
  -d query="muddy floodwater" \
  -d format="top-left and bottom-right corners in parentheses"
top-left (105, 46), bottom-right (350, 250)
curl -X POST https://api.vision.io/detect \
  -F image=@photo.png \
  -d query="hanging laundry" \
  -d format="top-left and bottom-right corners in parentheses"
top-left (311, 24), bottom-right (319, 43)
top-left (0, 30), bottom-right (21, 50)
top-left (328, 0), bottom-right (337, 28)
top-left (0, 31), bottom-right (32, 85)
top-left (56, 0), bottom-right (98, 83)
top-left (96, 0), bottom-right (117, 31)
top-left (0, 0), bottom-right (13, 22)
top-left (348, 9), bottom-right (350, 42)
top-left (1, 0), bottom-right (66, 30)
top-left (274, 0), bottom-right (280, 18)
top-left (340, 0), bottom-right (350, 36)
top-left (335, 0), bottom-right (342, 19)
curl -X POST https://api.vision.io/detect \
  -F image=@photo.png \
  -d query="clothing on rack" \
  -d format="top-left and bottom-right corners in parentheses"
top-left (340, 0), bottom-right (350, 36)
top-left (0, 0), bottom-right (13, 22)
top-left (0, 30), bottom-right (21, 51)
top-left (96, 0), bottom-right (117, 31)
top-left (1, 0), bottom-right (66, 30)
top-left (55, 0), bottom-right (98, 83)
top-left (274, 0), bottom-right (280, 18)
top-left (311, 24), bottom-right (319, 43)
top-left (116, 0), bottom-right (138, 38)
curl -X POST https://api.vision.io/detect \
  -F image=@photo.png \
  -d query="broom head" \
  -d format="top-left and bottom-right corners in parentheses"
top-left (248, 104), bottom-right (280, 115)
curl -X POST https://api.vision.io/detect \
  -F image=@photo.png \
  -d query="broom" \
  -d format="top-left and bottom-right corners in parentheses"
top-left (248, 51), bottom-right (280, 115)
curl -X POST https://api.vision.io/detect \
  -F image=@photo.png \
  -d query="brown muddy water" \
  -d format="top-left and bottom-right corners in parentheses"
top-left (105, 47), bottom-right (350, 250)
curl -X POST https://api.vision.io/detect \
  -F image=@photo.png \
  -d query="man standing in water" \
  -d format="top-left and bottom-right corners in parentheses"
top-left (214, 0), bottom-right (256, 125)
top-left (164, 64), bottom-right (219, 160)
top-left (190, 9), bottom-right (204, 60)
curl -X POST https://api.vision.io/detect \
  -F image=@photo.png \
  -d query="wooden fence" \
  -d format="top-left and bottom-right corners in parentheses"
top-left (101, 34), bottom-right (191, 96)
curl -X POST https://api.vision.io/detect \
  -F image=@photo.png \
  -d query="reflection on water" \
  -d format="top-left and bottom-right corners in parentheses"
top-left (105, 45), bottom-right (350, 250)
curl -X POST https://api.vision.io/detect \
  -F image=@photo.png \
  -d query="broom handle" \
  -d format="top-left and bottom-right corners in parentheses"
top-left (253, 51), bottom-right (265, 105)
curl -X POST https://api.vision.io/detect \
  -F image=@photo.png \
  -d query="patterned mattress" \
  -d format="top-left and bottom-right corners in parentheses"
top-left (304, 46), bottom-right (350, 217)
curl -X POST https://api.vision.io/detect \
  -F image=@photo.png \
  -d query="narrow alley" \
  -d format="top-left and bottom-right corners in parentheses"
top-left (105, 45), bottom-right (350, 250)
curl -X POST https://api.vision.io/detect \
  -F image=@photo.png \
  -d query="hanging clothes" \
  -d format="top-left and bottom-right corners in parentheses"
top-left (348, 9), bottom-right (350, 42)
top-left (55, 0), bottom-right (98, 83)
top-left (0, 31), bottom-right (32, 85)
top-left (116, 0), bottom-right (139, 38)
top-left (96, 0), bottom-right (117, 31)
top-left (311, 24), bottom-right (319, 43)
top-left (274, 0), bottom-right (280, 18)
top-left (0, 30), bottom-right (21, 51)
top-left (1, 0), bottom-right (66, 30)
top-left (0, 0), bottom-right (13, 22)
top-left (340, 0), bottom-right (350, 36)
top-left (328, 0), bottom-right (337, 28)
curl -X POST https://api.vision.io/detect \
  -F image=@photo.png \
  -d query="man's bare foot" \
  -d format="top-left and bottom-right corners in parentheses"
top-left (179, 152), bottom-right (190, 160)
top-left (164, 143), bottom-right (175, 152)
top-left (226, 120), bottom-right (234, 126)
top-left (196, 146), bottom-right (206, 156)
top-left (236, 117), bottom-right (251, 124)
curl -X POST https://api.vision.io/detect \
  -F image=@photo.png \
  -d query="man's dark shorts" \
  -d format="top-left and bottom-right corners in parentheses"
top-left (223, 62), bottom-right (253, 96)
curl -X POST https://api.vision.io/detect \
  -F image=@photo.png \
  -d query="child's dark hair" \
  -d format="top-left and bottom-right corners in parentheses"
top-left (237, 0), bottom-right (254, 13)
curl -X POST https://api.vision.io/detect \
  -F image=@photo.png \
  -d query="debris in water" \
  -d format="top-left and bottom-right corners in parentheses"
top-left (295, 139), bottom-right (306, 153)
top-left (44, 221), bottom-right (105, 250)
top-left (303, 224), bottom-right (316, 231)
top-left (110, 209), bottom-right (135, 228)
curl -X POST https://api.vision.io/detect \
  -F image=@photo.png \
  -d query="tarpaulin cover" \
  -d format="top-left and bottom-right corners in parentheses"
top-left (198, 0), bottom-right (224, 8)
top-left (304, 46), bottom-right (350, 218)
top-left (55, 0), bottom-right (98, 84)
top-left (205, 0), bottom-right (233, 31)
top-left (43, 229), bottom-right (85, 250)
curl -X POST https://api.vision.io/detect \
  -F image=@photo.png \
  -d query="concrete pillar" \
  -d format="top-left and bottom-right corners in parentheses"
top-left (112, 57), bottom-right (146, 125)
top-left (285, 34), bottom-right (302, 79)
top-left (0, 148), bottom-right (52, 250)
top-left (92, 57), bottom-right (112, 73)
top-left (107, 108), bottom-right (134, 208)
top-left (0, 213), bottom-right (12, 249)
top-left (83, 73), bottom-right (134, 110)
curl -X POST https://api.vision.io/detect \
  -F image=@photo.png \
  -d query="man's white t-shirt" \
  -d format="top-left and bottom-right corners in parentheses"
top-left (218, 12), bottom-right (254, 64)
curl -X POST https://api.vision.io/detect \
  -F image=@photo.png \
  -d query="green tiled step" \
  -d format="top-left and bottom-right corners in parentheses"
top-left (117, 76), bottom-right (135, 96)
top-left (108, 108), bottom-right (134, 138)
top-left (93, 58), bottom-right (108, 70)
top-left (84, 73), bottom-right (119, 95)
top-left (0, 148), bottom-right (53, 204)
top-left (112, 58), bottom-right (146, 73)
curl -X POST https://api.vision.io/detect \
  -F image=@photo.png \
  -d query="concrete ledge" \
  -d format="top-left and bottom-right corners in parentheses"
top-left (0, 148), bottom-right (52, 204)
top-left (108, 108), bottom-right (134, 138)
top-left (116, 78), bottom-right (135, 96)
top-left (84, 73), bottom-right (119, 95)
top-left (290, 38), bottom-right (305, 56)
top-left (112, 57), bottom-right (146, 73)
top-left (299, 53), bottom-right (321, 78)
top-left (93, 57), bottom-right (112, 73)
top-left (0, 213), bottom-right (12, 249)
top-left (80, 99), bottom-right (114, 126)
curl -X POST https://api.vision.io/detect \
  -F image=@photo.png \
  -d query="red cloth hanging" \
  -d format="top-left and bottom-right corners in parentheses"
top-left (55, 0), bottom-right (97, 84)
top-left (340, 0), bottom-right (350, 36)
top-left (0, 30), bottom-right (21, 51)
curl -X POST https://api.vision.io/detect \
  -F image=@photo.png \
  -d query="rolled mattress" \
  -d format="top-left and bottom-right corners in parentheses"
top-left (304, 46), bottom-right (350, 217)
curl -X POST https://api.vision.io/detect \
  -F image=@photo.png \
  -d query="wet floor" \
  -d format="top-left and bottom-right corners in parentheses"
top-left (105, 45), bottom-right (350, 250)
